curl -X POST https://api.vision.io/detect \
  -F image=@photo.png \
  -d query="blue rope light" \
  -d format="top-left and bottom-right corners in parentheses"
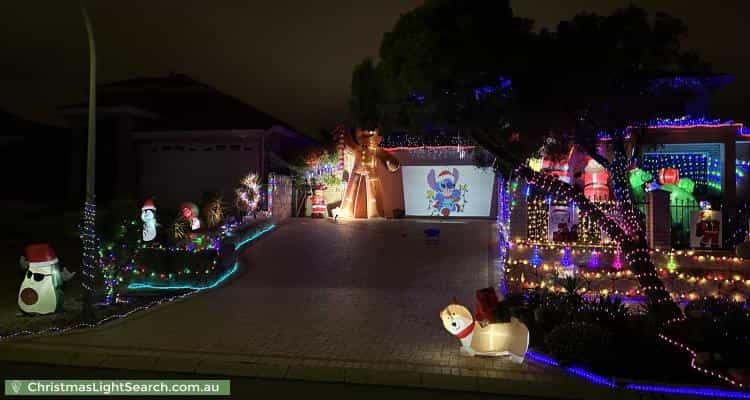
top-left (624, 384), bottom-right (750, 399)
top-left (234, 223), bottom-right (276, 250)
top-left (567, 367), bottom-right (616, 388)
top-left (525, 351), bottom-right (559, 367)
top-left (127, 224), bottom-right (276, 291)
top-left (525, 350), bottom-right (750, 399)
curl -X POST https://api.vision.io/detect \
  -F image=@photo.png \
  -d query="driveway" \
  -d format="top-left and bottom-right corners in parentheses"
top-left (1, 219), bottom-right (602, 397)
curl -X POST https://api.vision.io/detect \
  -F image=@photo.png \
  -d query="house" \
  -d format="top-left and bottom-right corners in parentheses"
top-left (0, 110), bottom-right (71, 206)
top-left (59, 73), bottom-right (313, 208)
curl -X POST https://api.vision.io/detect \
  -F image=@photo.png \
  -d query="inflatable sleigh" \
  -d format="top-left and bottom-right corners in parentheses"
top-left (439, 289), bottom-right (529, 363)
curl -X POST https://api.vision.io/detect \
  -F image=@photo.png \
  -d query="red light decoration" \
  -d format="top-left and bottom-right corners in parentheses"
top-left (583, 159), bottom-right (610, 201)
top-left (658, 168), bottom-right (680, 185)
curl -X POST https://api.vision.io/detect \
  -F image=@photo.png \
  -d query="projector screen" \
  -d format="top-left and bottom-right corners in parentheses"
top-left (402, 166), bottom-right (495, 217)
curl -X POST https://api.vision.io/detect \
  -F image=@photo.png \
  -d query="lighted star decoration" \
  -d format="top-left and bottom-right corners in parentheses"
top-left (235, 173), bottom-right (260, 214)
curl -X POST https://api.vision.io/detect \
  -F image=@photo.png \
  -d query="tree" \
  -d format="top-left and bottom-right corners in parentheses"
top-left (354, 1), bottom-right (712, 321)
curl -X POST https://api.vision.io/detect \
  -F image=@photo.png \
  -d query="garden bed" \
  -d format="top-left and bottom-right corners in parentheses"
top-left (508, 286), bottom-right (749, 387)
top-left (0, 214), bottom-right (274, 341)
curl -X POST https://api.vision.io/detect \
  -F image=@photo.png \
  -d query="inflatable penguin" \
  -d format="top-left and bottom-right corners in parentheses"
top-left (141, 198), bottom-right (157, 242)
top-left (18, 243), bottom-right (75, 315)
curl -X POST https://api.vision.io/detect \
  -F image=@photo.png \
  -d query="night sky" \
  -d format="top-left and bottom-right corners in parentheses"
top-left (1, 0), bottom-right (747, 136)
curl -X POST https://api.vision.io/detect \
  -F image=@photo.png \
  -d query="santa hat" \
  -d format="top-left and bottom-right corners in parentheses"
top-left (24, 243), bottom-right (58, 268)
top-left (142, 198), bottom-right (156, 211)
top-left (437, 170), bottom-right (455, 184)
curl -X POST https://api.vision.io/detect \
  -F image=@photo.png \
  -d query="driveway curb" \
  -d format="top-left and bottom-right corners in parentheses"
top-left (0, 341), bottom-right (636, 399)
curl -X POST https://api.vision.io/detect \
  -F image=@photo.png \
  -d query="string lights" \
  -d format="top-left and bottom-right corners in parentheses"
top-left (80, 197), bottom-right (99, 304)
top-left (496, 174), bottom-right (511, 294)
top-left (659, 316), bottom-right (746, 389)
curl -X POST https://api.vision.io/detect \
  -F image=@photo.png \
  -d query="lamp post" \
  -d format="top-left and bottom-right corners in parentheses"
top-left (79, 0), bottom-right (97, 321)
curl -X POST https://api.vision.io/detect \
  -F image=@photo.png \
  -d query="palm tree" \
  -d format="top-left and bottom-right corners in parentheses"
top-left (79, 0), bottom-right (97, 321)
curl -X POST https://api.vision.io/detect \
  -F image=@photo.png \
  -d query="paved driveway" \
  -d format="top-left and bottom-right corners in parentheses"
top-left (2, 219), bottom-right (595, 395)
top-left (17, 219), bottom-right (498, 363)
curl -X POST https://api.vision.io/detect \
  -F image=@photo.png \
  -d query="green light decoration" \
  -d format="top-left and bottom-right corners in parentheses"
top-left (659, 178), bottom-right (700, 227)
top-left (628, 168), bottom-right (652, 205)
top-left (629, 168), bottom-right (700, 227)
top-left (666, 252), bottom-right (678, 273)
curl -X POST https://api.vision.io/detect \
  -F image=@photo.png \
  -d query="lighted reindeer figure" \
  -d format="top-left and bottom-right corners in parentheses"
top-left (439, 299), bottom-right (529, 363)
top-left (334, 126), bottom-right (400, 218)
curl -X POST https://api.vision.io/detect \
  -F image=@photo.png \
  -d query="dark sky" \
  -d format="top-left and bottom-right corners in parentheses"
top-left (1, 0), bottom-right (748, 135)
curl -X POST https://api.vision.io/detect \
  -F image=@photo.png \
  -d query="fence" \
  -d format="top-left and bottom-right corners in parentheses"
top-left (641, 198), bottom-right (750, 250)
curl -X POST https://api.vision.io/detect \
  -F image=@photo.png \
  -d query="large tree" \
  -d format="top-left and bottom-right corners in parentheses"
top-left (354, 1), bottom-right (712, 321)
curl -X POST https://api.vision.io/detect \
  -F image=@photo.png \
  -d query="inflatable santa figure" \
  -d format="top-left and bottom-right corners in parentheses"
top-left (18, 243), bottom-right (75, 315)
top-left (180, 202), bottom-right (201, 231)
top-left (310, 182), bottom-right (328, 218)
top-left (696, 210), bottom-right (721, 248)
top-left (141, 198), bottom-right (157, 242)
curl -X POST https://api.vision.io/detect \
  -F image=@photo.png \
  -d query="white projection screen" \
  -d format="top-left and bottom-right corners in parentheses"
top-left (402, 166), bottom-right (495, 217)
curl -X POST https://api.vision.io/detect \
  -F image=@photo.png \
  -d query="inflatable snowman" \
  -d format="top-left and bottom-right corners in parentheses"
top-left (141, 198), bottom-right (157, 242)
top-left (18, 243), bottom-right (75, 315)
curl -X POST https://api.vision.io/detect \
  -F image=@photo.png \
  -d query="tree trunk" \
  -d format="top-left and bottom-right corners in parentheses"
top-left (620, 237), bottom-right (681, 319)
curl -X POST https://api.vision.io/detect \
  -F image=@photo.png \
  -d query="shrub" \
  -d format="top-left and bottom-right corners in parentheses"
top-left (577, 296), bottom-right (630, 328)
top-left (544, 321), bottom-right (612, 367)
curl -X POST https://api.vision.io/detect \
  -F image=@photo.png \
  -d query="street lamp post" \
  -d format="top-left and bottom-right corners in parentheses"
top-left (79, 0), bottom-right (97, 321)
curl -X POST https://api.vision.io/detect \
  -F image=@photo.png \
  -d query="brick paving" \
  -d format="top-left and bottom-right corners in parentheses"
top-left (1, 219), bottom-right (592, 393)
